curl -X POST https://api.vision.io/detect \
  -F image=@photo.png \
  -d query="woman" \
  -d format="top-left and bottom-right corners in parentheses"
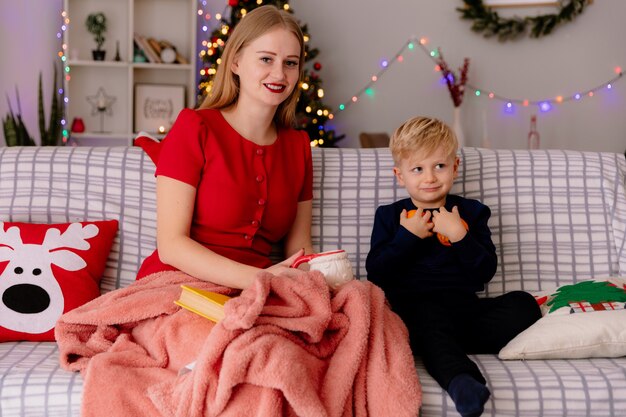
top-left (137, 5), bottom-right (313, 288)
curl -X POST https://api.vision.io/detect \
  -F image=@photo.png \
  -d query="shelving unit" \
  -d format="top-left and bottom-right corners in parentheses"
top-left (63, 0), bottom-right (197, 145)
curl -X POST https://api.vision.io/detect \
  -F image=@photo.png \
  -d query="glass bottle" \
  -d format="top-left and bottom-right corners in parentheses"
top-left (528, 115), bottom-right (540, 150)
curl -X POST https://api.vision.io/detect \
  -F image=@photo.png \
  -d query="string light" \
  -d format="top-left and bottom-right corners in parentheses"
top-left (336, 35), bottom-right (624, 115)
top-left (59, 9), bottom-right (69, 143)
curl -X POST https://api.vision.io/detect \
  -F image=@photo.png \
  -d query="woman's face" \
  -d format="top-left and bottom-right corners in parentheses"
top-left (231, 27), bottom-right (301, 109)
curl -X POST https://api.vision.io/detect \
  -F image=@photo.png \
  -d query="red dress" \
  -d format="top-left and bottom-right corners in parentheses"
top-left (137, 108), bottom-right (313, 279)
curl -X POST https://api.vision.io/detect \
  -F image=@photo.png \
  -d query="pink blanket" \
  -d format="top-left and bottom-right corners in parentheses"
top-left (56, 270), bottom-right (421, 417)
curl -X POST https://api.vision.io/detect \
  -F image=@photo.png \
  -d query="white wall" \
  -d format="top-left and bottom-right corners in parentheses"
top-left (0, 0), bottom-right (63, 146)
top-left (288, 0), bottom-right (626, 152)
top-left (2, 0), bottom-right (625, 152)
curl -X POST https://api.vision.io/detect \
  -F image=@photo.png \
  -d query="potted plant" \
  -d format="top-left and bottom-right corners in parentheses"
top-left (3, 63), bottom-right (64, 146)
top-left (86, 12), bottom-right (107, 61)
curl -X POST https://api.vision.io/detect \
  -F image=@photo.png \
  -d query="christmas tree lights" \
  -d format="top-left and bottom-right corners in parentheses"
top-left (197, 0), bottom-right (343, 147)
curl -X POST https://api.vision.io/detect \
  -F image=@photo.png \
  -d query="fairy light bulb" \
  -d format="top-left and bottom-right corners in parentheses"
top-left (523, 100), bottom-right (529, 107)
top-left (351, 96), bottom-right (358, 103)
top-left (408, 42), bottom-right (414, 50)
top-left (317, 88), bottom-right (324, 98)
top-left (475, 90), bottom-right (481, 96)
top-left (371, 75), bottom-right (377, 82)
top-left (365, 88), bottom-right (374, 96)
top-left (381, 59), bottom-right (389, 68)
top-left (301, 82), bottom-right (309, 90)
top-left (574, 93), bottom-right (582, 100)
top-left (338, 104), bottom-right (345, 111)
top-left (607, 83), bottom-right (612, 89)
top-left (615, 66), bottom-right (622, 74)
top-left (539, 101), bottom-right (552, 112)
top-left (555, 96), bottom-right (563, 103)
top-left (419, 37), bottom-right (428, 45)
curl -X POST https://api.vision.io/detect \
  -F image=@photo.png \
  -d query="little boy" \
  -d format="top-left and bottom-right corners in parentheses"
top-left (366, 116), bottom-right (541, 417)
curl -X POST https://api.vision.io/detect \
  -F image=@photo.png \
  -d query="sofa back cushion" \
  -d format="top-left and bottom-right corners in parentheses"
top-left (1, 147), bottom-right (624, 297)
top-left (0, 147), bottom-right (157, 293)
top-left (312, 148), bottom-right (626, 297)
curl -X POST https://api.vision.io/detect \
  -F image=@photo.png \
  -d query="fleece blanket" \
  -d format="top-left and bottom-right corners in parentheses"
top-left (56, 270), bottom-right (421, 417)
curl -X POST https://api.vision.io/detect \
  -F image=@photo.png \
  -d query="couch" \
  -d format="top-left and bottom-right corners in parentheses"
top-left (0, 145), bottom-right (625, 417)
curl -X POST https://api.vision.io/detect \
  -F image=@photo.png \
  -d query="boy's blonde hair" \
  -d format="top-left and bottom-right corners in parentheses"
top-left (198, 5), bottom-right (305, 127)
top-left (389, 116), bottom-right (458, 164)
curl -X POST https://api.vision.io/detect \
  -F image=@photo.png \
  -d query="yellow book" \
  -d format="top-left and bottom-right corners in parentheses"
top-left (174, 285), bottom-right (231, 323)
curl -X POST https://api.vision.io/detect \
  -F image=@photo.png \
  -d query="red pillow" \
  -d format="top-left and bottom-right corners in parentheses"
top-left (134, 133), bottom-right (162, 165)
top-left (0, 220), bottom-right (118, 341)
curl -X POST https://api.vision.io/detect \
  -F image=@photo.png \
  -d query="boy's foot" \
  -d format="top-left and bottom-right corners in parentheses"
top-left (447, 373), bottom-right (490, 417)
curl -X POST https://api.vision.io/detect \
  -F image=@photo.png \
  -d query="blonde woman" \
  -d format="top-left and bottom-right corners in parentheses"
top-left (137, 5), bottom-right (313, 288)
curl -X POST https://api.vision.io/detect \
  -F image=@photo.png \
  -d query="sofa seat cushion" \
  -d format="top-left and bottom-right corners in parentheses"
top-left (416, 354), bottom-right (626, 417)
top-left (0, 342), bottom-right (82, 416)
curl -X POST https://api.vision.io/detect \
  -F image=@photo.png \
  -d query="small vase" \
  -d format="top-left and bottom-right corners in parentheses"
top-left (92, 50), bottom-right (106, 61)
top-left (452, 106), bottom-right (465, 148)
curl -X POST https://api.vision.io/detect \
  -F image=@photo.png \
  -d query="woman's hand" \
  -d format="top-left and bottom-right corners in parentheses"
top-left (265, 248), bottom-right (306, 277)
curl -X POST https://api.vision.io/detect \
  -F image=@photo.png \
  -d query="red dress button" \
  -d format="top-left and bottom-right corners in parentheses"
top-left (251, 220), bottom-right (260, 227)
top-left (258, 198), bottom-right (266, 206)
top-left (256, 175), bottom-right (264, 182)
top-left (256, 148), bottom-right (264, 156)
top-left (244, 234), bottom-right (252, 240)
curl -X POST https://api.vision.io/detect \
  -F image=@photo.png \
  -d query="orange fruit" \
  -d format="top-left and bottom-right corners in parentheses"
top-left (406, 209), bottom-right (469, 246)
top-left (437, 219), bottom-right (469, 246)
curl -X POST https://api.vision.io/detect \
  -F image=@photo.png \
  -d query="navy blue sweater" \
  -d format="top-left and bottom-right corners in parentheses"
top-left (366, 195), bottom-right (497, 301)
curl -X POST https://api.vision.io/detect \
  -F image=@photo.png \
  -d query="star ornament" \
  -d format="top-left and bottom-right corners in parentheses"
top-left (86, 87), bottom-right (116, 116)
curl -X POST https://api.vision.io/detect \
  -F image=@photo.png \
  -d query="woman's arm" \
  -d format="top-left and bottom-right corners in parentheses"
top-left (283, 199), bottom-right (314, 257)
top-left (156, 176), bottom-right (262, 289)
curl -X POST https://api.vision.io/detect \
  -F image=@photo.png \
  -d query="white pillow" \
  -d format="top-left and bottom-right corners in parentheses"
top-left (499, 278), bottom-right (626, 360)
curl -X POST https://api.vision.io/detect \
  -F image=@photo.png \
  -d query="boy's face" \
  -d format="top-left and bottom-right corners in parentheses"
top-left (393, 147), bottom-right (459, 208)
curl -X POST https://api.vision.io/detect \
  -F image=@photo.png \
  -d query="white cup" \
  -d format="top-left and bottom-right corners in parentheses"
top-left (291, 249), bottom-right (354, 289)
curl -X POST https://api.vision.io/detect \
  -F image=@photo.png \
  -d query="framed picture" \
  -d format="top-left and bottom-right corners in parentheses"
top-left (483, 0), bottom-right (558, 6)
top-left (134, 84), bottom-right (185, 134)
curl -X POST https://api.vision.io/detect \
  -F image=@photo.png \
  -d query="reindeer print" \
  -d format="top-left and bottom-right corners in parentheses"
top-left (0, 222), bottom-right (99, 334)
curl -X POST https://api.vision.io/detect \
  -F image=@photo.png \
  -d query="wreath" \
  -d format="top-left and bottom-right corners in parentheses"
top-left (457, 0), bottom-right (591, 41)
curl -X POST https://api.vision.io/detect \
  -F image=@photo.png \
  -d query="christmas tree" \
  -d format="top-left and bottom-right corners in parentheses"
top-left (198, 0), bottom-right (343, 147)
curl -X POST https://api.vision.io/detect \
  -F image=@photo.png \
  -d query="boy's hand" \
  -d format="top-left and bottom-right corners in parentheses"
top-left (400, 208), bottom-right (433, 239)
top-left (431, 206), bottom-right (467, 243)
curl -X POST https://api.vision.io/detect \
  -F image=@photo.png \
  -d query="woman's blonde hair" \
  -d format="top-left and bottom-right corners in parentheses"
top-left (198, 5), bottom-right (305, 127)
top-left (389, 116), bottom-right (458, 164)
